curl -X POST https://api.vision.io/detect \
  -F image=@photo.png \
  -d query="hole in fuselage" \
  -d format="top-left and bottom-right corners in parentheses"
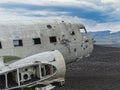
top-left (47, 25), bottom-right (52, 29)
top-left (74, 48), bottom-right (77, 52)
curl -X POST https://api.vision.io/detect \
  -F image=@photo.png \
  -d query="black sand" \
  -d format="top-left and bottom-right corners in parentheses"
top-left (55, 45), bottom-right (120, 90)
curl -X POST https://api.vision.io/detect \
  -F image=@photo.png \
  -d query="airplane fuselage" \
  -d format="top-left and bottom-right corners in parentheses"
top-left (0, 20), bottom-right (93, 64)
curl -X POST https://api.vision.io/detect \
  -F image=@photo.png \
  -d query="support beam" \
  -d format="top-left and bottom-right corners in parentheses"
top-left (17, 69), bottom-right (20, 86)
top-left (5, 73), bottom-right (8, 89)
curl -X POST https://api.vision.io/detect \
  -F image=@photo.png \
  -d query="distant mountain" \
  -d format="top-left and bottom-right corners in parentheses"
top-left (88, 30), bottom-right (120, 45)
top-left (89, 30), bottom-right (111, 39)
top-left (111, 31), bottom-right (120, 36)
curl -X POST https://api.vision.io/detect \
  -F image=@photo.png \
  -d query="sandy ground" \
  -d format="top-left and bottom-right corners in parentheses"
top-left (54, 45), bottom-right (120, 90)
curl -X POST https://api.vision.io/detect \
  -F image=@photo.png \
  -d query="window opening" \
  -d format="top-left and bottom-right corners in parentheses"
top-left (80, 27), bottom-right (87, 36)
top-left (49, 36), bottom-right (57, 43)
top-left (0, 42), bottom-right (2, 49)
top-left (33, 38), bottom-right (41, 45)
top-left (13, 40), bottom-right (23, 47)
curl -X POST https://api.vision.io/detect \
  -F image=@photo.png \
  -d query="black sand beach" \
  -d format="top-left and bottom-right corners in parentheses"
top-left (55, 45), bottom-right (120, 90)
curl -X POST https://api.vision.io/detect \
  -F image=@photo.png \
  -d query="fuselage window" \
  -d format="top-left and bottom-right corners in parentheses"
top-left (49, 36), bottom-right (57, 43)
top-left (33, 38), bottom-right (41, 45)
top-left (13, 40), bottom-right (23, 47)
top-left (0, 42), bottom-right (2, 49)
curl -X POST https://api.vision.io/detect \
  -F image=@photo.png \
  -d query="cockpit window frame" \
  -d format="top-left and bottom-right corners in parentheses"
top-left (79, 27), bottom-right (87, 34)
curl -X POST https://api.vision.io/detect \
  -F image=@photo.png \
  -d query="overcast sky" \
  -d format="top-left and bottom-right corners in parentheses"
top-left (0, 0), bottom-right (120, 32)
